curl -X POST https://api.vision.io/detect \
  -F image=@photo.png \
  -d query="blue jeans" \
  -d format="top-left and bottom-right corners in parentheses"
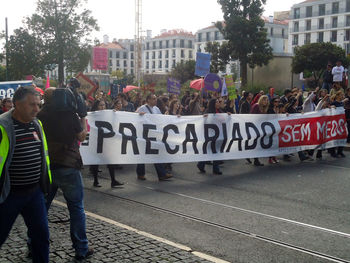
top-left (47, 168), bottom-right (89, 257)
top-left (0, 187), bottom-right (49, 263)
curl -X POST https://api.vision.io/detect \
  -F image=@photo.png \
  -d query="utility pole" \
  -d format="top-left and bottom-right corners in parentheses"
top-left (135, 0), bottom-right (142, 87)
top-left (5, 17), bottom-right (9, 80)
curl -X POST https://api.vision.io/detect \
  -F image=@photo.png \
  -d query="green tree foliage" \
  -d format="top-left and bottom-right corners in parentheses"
top-left (216, 0), bottom-right (273, 87)
top-left (6, 28), bottom-right (46, 80)
top-left (292, 42), bottom-right (348, 86)
top-left (0, 65), bottom-right (6, 81)
top-left (170, 60), bottom-right (196, 84)
top-left (26, 0), bottom-right (99, 85)
top-left (204, 41), bottom-right (231, 73)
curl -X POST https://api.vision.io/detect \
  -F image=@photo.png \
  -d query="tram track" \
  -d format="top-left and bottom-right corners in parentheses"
top-left (85, 185), bottom-right (350, 263)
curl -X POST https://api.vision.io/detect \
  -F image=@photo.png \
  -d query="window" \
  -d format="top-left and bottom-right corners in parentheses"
top-left (206, 32), bottom-right (210, 41)
top-left (166, 40), bottom-right (169, 48)
top-left (109, 51), bottom-right (113, 58)
top-left (152, 41), bottom-right (156, 49)
top-left (181, 49), bottom-right (184, 58)
top-left (130, 45), bottom-right (134, 51)
top-left (347, 16), bottom-right (350, 26)
top-left (172, 49), bottom-right (176, 57)
top-left (306, 6), bottom-right (312, 17)
top-left (198, 33), bottom-right (202, 42)
top-left (319, 4), bottom-right (325, 16)
top-left (173, 39), bottom-right (176, 47)
top-left (306, 20), bottom-right (311, 31)
top-left (180, 39), bottom-right (184, 48)
top-left (215, 31), bottom-right (219, 40)
top-left (146, 52), bottom-right (149, 59)
top-left (159, 41), bottom-right (162, 49)
top-left (131, 69), bottom-right (134, 75)
top-left (116, 52), bottom-right (120, 58)
top-left (282, 29), bottom-right (285, 38)
top-left (319, 18), bottom-right (324, 29)
top-left (294, 8), bottom-right (300, 19)
top-left (294, 21), bottom-right (299, 32)
top-left (332, 17), bottom-right (338, 28)
top-left (130, 53), bottom-right (134, 59)
top-left (165, 60), bottom-right (169, 68)
top-left (123, 61), bottom-right (127, 67)
top-left (347, 0), bottom-right (350, 12)
top-left (123, 52), bottom-right (127, 59)
top-left (331, 31), bottom-right (337, 42)
top-left (270, 27), bottom-right (273, 36)
top-left (189, 50), bottom-right (193, 59)
top-left (158, 61), bottom-right (162, 69)
top-left (172, 60), bottom-right (176, 68)
top-left (146, 61), bottom-right (149, 69)
top-left (332, 2), bottom-right (339, 14)
top-left (146, 42), bottom-right (150, 50)
top-left (318, 32), bottom-right (324, 43)
top-left (346, 30), bottom-right (350, 41)
top-left (165, 50), bottom-right (169, 58)
top-left (152, 61), bottom-right (155, 69)
top-left (158, 51), bottom-right (162, 59)
top-left (109, 60), bottom-right (112, 66)
top-left (293, 34), bottom-right (298, 45)
top-left (131, 61), bottom-right (134, 67)
top-left (305, 33), bottom-right (311, 44)
top-left (152, 51), bottom-right (155, 59)
top-left (188, 40), bottom-right (193, 48)
top-left (117, 60), bottom-right (120, 67)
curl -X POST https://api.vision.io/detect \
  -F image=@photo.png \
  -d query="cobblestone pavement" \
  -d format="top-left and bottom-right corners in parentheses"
top-left (0, 204), bottom-right (213, 263)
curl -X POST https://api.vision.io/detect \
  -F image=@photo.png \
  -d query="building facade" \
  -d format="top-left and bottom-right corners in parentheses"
top-left (142, 29), bottom-right (195, 74)
top-left (288, 0), bottom-right (350, 54)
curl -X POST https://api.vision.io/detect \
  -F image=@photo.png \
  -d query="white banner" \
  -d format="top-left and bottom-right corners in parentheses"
top-left (80, 109), bottom-right (347, 165)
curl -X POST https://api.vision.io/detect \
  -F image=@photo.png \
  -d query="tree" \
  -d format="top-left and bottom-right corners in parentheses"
top-left (216, 0), bottom-right (273, 87)
top-left (292, 42), bottom-right (349, 86)
top-left (0, 65), bottom-right (6, 81)
top-left (204, 41), bottom-right (231, 73)
top-left (6, 28), bottom-right (46, 80)
top-left (26, 0), bottom-right (99, 85)
top-left (170, 60), bottom-right (196, 84)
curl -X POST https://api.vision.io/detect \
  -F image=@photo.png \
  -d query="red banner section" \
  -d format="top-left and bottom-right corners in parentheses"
top-left (278, 114), bottom-right (347, 148)
top-left (93, 47), bottom-right (108, 70)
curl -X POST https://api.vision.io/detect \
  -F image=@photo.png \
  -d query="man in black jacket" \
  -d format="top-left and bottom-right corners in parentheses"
top-left (322, 64), bottom-right (333, 92)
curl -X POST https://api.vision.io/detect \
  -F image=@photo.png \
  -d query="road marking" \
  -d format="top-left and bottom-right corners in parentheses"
top-left (53, 200), bottom-right (230, 263)
top-left (144, 186), bottom-right (350, 239)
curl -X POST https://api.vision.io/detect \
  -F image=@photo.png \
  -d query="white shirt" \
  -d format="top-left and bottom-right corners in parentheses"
top-left (136, 104), bottom-right (162, 114)
top-left (332, 65), bottom-right (344, 82)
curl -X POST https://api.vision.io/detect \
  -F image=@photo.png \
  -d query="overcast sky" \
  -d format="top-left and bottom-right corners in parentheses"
top-left (1, 0), bottom-right (301, 42)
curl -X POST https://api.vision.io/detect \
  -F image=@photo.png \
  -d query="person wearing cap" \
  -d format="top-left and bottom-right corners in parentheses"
top-left (322, 64), bottom-right (333, 92)
top-left (0, 86), bottom-right (52, 263)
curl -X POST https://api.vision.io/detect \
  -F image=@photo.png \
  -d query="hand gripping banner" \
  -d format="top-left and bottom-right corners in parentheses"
top-left (80, 108), bottom-right (347, 165)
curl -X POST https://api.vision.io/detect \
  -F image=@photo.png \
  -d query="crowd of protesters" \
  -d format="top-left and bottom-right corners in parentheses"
top-left (79, 61), bottom-right (350, 181)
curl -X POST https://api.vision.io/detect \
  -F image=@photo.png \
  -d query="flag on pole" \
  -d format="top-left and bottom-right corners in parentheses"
top-left (45, 74), bottom-right (50, 89)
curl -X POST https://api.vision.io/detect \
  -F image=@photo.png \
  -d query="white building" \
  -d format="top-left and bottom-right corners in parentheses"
top-left (142, 29), bottom-right (195, 74)
top-left (288, 0), bottom-right (350, 54)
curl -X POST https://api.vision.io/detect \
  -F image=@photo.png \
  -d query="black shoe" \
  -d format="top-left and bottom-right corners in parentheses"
top-left (254, 161), bottom-right (264, 166)
top-left (213, 170), bottom-right (222, 175)
top-left (338, 153), bottom-right (346, 158)
top-left (246, 158), bottom-right (252, 164)
top-left (93, 182), bottom-right (101, 187)
top-left (75, 248), bottom-right (94, 261)
top-left (196, 164), bottom-right (206, 173)
top-left (137, 175), bottom-right (146, 180)
top-left (111, 180), bottom-right (124, 188)
top-left (330, 154), bottom-right (338, 158)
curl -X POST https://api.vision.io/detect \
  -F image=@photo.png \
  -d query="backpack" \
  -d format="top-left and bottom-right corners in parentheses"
top-left (51, 88), bottom-right (77, 112)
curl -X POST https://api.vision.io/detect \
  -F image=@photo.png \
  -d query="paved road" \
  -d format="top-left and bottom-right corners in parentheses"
top-left (79, 153), bottom-right (350, 263)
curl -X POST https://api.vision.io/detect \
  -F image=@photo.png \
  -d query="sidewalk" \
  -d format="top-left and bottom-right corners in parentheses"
top-left (0, 201), bottom-right (219, 263)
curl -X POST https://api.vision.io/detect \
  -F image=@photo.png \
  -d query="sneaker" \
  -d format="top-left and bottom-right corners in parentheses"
top-left (254, 160), bottom-right (264, 166)
top-left (268, 158), bottom-right (274, 164)
top-left (93, 182), bottom-right (101, 187)
top-left (137, 175), bottom-right (146, 180)
top-left (196, 163), bottom-right (206, 173)
top-left (272, 157), bottom-right (279, 163)
top-left (111, 180), bottom-right (124, 188)
top-left (75, 248), bottom-right (94, 261)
